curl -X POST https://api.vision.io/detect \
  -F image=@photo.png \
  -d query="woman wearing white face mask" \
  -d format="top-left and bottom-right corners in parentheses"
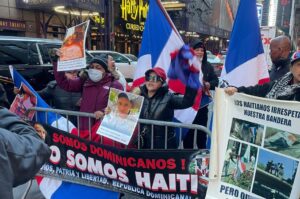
top-left (53, 56), bottom-right (123, 137)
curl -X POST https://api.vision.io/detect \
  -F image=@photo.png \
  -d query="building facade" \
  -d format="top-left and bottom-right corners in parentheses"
top-left (0, 0), bottom-right (238, 54)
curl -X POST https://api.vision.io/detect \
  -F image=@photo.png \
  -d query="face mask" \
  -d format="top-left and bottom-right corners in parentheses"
top-left (88, 69), bottom-right (103, 82)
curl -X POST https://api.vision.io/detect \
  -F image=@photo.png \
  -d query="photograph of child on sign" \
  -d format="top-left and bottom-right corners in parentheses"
top-left (10, 83), bottom-right (37, 120)
top-left (97, 88), bottom-right (144, 145)
top-left (60, 22), bottom-right (86, 61)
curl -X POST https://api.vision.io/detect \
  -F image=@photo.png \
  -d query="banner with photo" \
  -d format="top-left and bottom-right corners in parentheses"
top-left (207, 88), bottom-right (300, 199)
top-left (58, 20), bottom-right (90, 71)
top-left (97, 88), bottom-right (144, 145)
top-left (9, 82), bottom-right (37, 120)
top-left (38, 124), bottom-right (209, 199)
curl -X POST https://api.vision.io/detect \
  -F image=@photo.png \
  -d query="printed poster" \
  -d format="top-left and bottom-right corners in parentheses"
top-left (97, 88), bottom-right (144, 145)
top-left (207, 88), bottom-right (300, 199)
top-left (39, 124), bottom-right (210, 199)
top-left (10, 82), bottom-right (37, 120)
top-left (57, 20), bottom-right (90, 71)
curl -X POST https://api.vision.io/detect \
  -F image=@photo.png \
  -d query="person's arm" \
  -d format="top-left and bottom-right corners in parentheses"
top-left (225, 81), bottom-right (274, 97)
top-left (53, 62), bottom-right (85, 92)
top-left (237, 82), bottom-right (274, 97)
top-left (170, 87), bottom-right (198, 109)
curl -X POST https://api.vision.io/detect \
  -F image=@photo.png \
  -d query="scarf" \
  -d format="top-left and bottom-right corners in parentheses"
top-left (266, 72), bottom-right (300, 99)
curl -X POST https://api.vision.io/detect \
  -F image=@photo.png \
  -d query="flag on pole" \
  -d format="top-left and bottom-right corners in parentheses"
top-left (220, 0), bottom-right (270, 87)
top-left (9, 66), bottom-right (119, 199)
top-left (210, 0), bottom-right (270, 180)
top-left (133, 0), bottom-right (203, 124)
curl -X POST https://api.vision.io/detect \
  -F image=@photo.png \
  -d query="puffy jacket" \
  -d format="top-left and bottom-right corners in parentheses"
top-left (0, 108), bottom-right (51, 199)
top-left (53, 62), bottom-right (123, 131)
top-left (38, 80), bottom-right (81, 111)
top-left (139, 84), bottom-right (197, 149)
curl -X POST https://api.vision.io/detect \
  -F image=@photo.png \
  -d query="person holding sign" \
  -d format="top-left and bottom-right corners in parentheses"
top-left (136, 67), bottom-right (198, 149)
top-left (225, 50), bottom-right (300, 101)
top-left (53, 54), bottom-right (123, 135)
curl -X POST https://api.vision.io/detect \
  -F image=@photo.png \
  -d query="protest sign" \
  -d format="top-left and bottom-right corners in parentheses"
top-left (39, 124), bottom-right (209, 199)
top-left (97, 88), bottom-right (144, 145)
top-left (207, 88), bottom-right (300, 199)
top-left (10, 82), bottom-right (37, 120)
top-left (58, 20), bottom-right (90, 71)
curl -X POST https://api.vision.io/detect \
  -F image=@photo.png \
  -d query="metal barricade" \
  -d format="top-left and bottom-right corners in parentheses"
top-left (28, 107), bottom-right (211, 150)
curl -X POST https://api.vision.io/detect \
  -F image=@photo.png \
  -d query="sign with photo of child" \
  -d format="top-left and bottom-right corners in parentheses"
top-left (97, 88), bottom-right (144, 145)
top-left (57, 20), bottom-right (90, 71)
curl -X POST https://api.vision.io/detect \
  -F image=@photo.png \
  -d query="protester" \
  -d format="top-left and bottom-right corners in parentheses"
top-left (136, 67), bottom-right (198, 149)
top-left (38, 70), bottom-right (81, 125)
top-left (97, 54), bottom-right (127, 90)
top-left (0, 107), bottom-right (50, 199)
top-left (225, 50), bottom-right (300, 101)
top-left (0, 83), bottom-right (9, 108)
top-left (184, 39), bottom-right (218, 149)
top-left (53, 53), bottom-right (123, 137)
top-left (269, 35), bottom-right (292, 81)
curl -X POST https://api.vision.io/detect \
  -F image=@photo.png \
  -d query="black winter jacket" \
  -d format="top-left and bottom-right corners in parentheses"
top-left (0, 108), bottom-right (51, 199)
top-left (139, 85), bottom-right (197, 149)
top-left (38, 80), bottom-right (81, 111)
top-left (202, 61), bottom-right (218, 90)
top-left (269, 58), bottom-right (291, 81)
top-left (237, 81), bottom-right (300, 101)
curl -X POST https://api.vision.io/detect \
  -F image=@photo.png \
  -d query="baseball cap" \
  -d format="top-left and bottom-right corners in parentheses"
top-left (291, 50), bottom-right (300, 65)
top-left (145, 67), bottom-right (167, 81)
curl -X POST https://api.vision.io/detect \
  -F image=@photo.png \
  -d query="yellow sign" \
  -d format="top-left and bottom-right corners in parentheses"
top-left (120, 0), bottom-right (149, 32)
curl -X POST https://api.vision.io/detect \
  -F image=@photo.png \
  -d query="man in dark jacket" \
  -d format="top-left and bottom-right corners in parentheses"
top-left (0, 107), bottom-right (51, 199)
top-left (225, 50), bottom-right (300, 101)
top-left (269, 35), bottom-right (291, 81)
top-left (184, 39), bottom-right (218, 149)
top-left (138, 67), bottom-right (198, 149)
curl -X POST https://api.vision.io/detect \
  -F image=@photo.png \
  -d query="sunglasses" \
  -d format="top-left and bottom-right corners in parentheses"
top-left (145, 75), bottom-right (163, 82)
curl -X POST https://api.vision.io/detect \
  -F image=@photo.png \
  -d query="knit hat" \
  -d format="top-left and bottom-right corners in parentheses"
top-left (291, 50), bottom-right (300, 65)
top-left (89, 58), bottom-right (109, 72)
top-left (145, 67), bottom-right (167, 81)
top-left (191, 39), bottom-right (205, 49)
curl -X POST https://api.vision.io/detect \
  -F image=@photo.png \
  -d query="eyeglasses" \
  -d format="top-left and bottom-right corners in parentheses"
top-left (145, 75), bottom-right (163, 82)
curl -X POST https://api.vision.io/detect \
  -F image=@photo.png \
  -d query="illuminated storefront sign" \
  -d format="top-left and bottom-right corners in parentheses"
top-left (120, 0), bottom-right (149, 32)
top-left (16, 0), bottom-right (104, 13)
top-left (0, 18), bottom-right (26, 31)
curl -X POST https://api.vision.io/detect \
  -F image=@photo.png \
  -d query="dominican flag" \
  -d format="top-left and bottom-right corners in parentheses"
top-left (9, 66), bottom-right (119, 199)
top-left (220, 0), bottom-right (270, 87)
top-left (133, 0), bottom-right (203, 124)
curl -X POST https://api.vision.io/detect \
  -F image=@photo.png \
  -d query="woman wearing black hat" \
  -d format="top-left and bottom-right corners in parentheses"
top-left (183, 39), bottom-right (218, 149)
top-left (53, 56), bottom-right (123, 137)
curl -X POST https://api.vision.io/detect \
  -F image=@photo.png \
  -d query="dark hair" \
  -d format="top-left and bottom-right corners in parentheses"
top-left (118, 92), bottom-right (129, 100)
top-left (191, 39), bottom-right (208, 65)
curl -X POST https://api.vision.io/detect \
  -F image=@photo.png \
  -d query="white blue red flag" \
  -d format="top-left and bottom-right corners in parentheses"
top-left (9, 66), bottom-right (119, 199)
top-left (133, 0), bottom-right (203, 123)
top-left (220, 0), bottom-right (269, 87)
